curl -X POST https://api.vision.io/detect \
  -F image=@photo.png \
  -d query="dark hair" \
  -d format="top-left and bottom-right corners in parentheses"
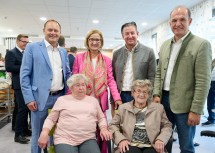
top-left (58, 35), bottom-right (65, 47)
top-left (121, 21), bottom-right (137, 34)
top-left (44, 19), bottom-right (61, 30)
top-left (16, 34), bottom-right (28, 40)
top-left (69, 46), bottom-right (77, 53)
top-left (170, 6), bottom-right (191, 18)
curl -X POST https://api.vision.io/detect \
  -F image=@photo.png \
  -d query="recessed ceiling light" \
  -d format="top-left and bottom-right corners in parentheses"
top-left (40, 17), bottom-right (47, 21)
top-left (141, 22), bottom-right (147, 26)
top-left (7, 29), bottom-right (13, 32)
top-left (92, 19), bottom-right (99, 24)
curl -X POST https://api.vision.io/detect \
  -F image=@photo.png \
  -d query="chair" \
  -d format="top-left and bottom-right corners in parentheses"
top-left (46, 109), bottom-right (112, 153)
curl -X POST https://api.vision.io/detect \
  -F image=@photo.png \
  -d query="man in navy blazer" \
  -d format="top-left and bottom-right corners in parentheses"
top-left (20, 19), bottom-right (71, 153)
top-left (5, 34), bottom-right (31, 144)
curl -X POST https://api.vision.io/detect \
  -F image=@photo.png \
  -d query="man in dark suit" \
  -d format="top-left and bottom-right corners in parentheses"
top-left (68, 46), bottom-right (77, 71)
top-left (5, 34), bottom-right (31, 144)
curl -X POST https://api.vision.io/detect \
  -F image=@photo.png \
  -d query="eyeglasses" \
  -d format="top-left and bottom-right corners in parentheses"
top-left (19, 40), bottom-right (29, 44)
top-left (74, 83), bottom-right (86, 88)
top-left (88, 38), bottom-right (101, 43)
top-left (134, 89), bottom-right (148, 95)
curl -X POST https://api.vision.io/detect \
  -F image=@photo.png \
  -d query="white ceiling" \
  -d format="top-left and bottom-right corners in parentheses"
top-left (0, 0), bottom-right (205, 49)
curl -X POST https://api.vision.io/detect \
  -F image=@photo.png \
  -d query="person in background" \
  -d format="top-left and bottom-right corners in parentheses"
top-left (202, 58), bottom-right (215, 126)
top-left (72, 29), bottom-right (122, 153)
top-left (111, 21), bottom-right (156, 115)
top-left (38, 74), bottom-right (112, 153)
top-left (58, 35), bottom-right (66, 47)
top-left (153, 6), bottom-right (212, 153)
top-left (20, 19), bottom-right (71, 153)
top-left (109, 80), bottom-right (172, 153)
top-left (68, 46), bottom-right (77, 72)
top-left (5, 34), bottom-right (31, 144)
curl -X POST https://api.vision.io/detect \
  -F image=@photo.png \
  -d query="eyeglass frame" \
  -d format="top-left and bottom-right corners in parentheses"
top-left (88, 38), bottom-right (101, 43)
top-left (133, 89), bottom-right (149, 95)
top-left (19, 39), bottom-right (29, 44)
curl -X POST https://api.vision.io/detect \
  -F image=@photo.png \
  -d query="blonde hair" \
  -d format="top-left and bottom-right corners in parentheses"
top-left (84, 29), bottom-right (104, 49)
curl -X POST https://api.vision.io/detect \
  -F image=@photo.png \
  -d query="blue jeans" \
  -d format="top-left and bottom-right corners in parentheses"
top-left (162, 90), bottom-right (195, 153)
top-left (207, 81), bottom-right (215, 123)
top-left (120, 91), bottom-right (134, 103)
top-left (31, 93), bottom-right (63, 153)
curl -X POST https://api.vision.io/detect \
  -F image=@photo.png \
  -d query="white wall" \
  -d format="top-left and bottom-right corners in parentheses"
top-left (140, 0), bottom-right (214, 57)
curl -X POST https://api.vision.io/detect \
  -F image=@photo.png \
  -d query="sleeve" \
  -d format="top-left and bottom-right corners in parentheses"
top-left (191, 40), bottom-right (212, 114)
top-left (42, 98), bottom-right (61, 130)
top-left (155, 105), bottom-right (172, 145)
top-left (72, 54), bottom-right (80, 74)
top-left (153, 46), bottom-right (163, 97)
top-left (109, 106), bottom-right (127, 145)
top-left (147, 49), bottom-right (156, 86)
top-left (105, 56), bottom-right (121, 102)
top-left (20, 44), bottom-right (35, 104)
top-left (95, 100), bottom-right (107, 129)
top-left (5, 51), bottom-right (20, 73)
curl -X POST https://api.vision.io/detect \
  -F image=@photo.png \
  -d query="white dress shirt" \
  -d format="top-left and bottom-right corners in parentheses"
top-left (122, 43), bottom-right (138, 91)
top-left (163, 31), bottom-right (190, 91)
top-left (44, 39), bottom-right (64, 92)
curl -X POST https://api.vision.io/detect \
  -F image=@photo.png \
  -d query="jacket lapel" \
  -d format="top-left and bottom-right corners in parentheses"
top-left (39, 41), bottom-right (52, 69)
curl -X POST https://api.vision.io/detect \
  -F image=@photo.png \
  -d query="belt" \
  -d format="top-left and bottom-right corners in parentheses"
top-left (49, 90), bottom-right (63, 96)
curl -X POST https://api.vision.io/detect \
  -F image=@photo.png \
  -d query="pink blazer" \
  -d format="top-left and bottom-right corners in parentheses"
top-left (73, 52), bottom-right (121, 112)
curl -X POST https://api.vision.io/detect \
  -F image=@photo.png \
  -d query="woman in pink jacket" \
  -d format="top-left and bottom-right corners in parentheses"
top-left (72, 29), bottom-right (122, 153)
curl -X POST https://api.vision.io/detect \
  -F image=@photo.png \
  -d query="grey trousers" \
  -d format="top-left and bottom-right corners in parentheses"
top-left (55, 139), bottom-right (100, 153)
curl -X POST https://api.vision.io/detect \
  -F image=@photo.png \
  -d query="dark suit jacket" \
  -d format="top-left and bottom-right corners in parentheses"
top-left (68, 54), bottom-right (75, 71)
top-left (5, 47), bottom-right (23, 90)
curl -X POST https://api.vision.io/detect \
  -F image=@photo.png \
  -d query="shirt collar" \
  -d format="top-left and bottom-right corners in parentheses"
top-left (44, 39), bottom-right (60, 49)
top-left (15, 44), bottom-right (23, 53)
top-left (172, 31), bottom-right (190, 43)
top-left (125, 42), bottom-right (139, 52)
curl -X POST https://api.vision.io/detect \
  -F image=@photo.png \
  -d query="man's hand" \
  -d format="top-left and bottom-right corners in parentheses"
top-left (118, 140), bottom-right (130, 153)
top-left (188, 112), bottom-right (200, 126)
top-left (153, 139), bottom-right (165, 153)
top-left (153, 96), bottom-right (161, 103)
top-left (27, 101), bottom-right (37, 111)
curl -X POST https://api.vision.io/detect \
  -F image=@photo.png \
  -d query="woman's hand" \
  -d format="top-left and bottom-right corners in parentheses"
top-left (118, 140), bottom-right (130, 153)
top-left (38, 130), bottom-right (49, 149)
top-left (153, 139), bottom-right (165, 153)
top-left (115, 100), bottom-right (122, 109)
top-left (100, 128), bottom-right (112, 141)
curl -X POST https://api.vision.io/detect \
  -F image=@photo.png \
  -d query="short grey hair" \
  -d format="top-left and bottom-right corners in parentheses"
top-left (131, 79), bottom-right (153, 102)
top-left (67, 74), bottom-right (88, 89)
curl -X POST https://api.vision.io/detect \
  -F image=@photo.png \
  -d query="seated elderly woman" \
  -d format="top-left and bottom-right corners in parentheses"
top-left (109, 80), bottom-right (172, 153)
top-left (38, 74), bottom-right (112, 153)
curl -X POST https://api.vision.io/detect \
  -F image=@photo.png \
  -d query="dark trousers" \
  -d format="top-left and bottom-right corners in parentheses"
top-left (207, 81), bottom-right (215, 123)
top-left (125, 146), bottom-right (156, 153)
top-left (120, 91), bottom-right (134, 103)
top-left (14, 89), bottom-right (29, 137)
top-left (12, 96), bottom-right (18, 130)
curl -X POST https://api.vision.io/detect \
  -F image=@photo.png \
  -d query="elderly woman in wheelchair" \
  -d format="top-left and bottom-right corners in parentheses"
top-left (109, 80), bottom-right (172, 153)
top-left (38, 74), bottom-right (112, 153)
